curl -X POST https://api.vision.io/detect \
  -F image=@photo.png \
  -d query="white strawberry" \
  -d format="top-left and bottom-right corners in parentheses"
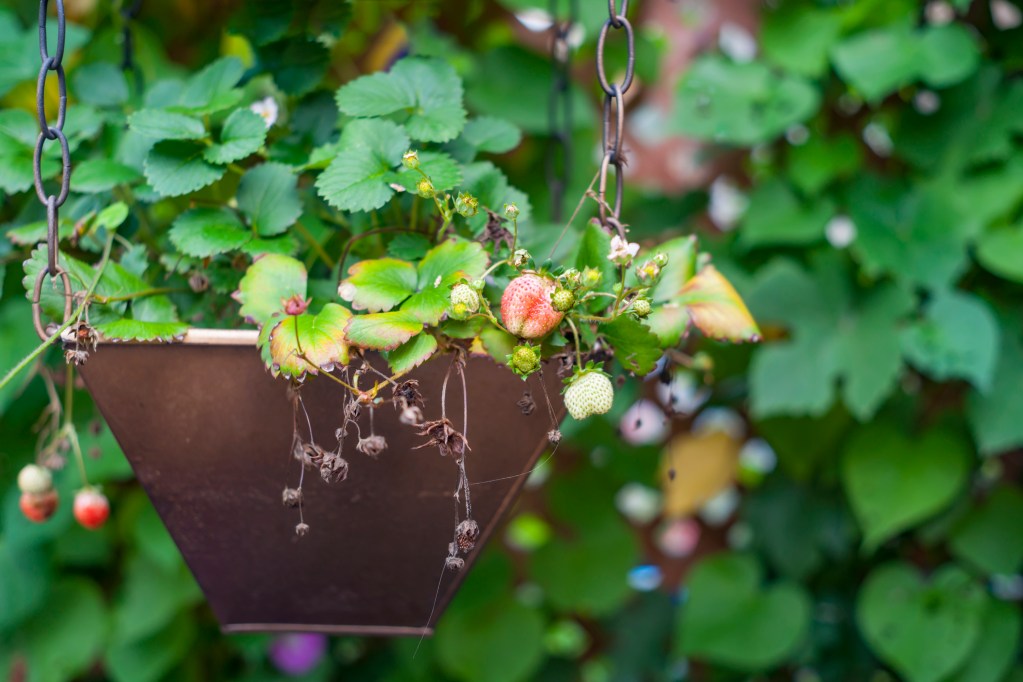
top-left (564, 369), bottom-right (614, 420)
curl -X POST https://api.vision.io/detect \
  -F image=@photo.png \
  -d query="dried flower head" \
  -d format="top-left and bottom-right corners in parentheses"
top-left (400, 406), bottom-right (424, 426)
top-left (415, 418), bottom-right (469, 458)
top-left (445, 556), bottom-right (465, 571)
top-left (393, 380), bottom-right (425, 411)
top-left (356, 435), bottom-right (388, 458)
top-left (455, 519), bottom-right (480, 553)
top-left (295, 522), bottom-right (310, 537)
top-left (548, 429), bottom-right (562, 445)
top-left (517, 391), bottom-right (536, 416)
top-left (319, 452), bottom-right (349, 484)
top-left (282, 487), bottom-right (303, 508)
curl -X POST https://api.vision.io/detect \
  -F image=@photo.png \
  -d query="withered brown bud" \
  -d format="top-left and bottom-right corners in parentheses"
top-left (282, 487), bottom-right (302, 508)
top-left (356, 435), bottom-right (387, 458)
top-left (295, 522), bottom-right (310, 537)
top-left (188, 272), bottom-right (209, 293)
top-left (320, 452), bottom-right (349, 483)
top-left (455, 519), bottom-right (480, 553)
top-left (517, 391), bottom-right (536, 416)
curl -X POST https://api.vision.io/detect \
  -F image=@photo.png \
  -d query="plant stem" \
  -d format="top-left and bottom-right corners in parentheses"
top-left (0, 232), bottom-right (115, 395)
top-left (294, 221), bottom-right (336, 269)
top-left (564, 316), bottom-right (584, 370)
top-left (63, 363), bottom-right (89, 487)
top-left (91, 286), bottom-right (184, 304)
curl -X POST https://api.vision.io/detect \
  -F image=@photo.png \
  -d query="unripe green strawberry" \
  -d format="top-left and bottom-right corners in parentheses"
top-left (564, 370), bottom-right (614, 420)
top-left (550, 288), bottom-right (575, 312)
top-left (509, 343), bottom-right (541, 378)
top-left (632, 298), bottom-right (652, 317)
top-left (500, 274), bottom-right (564, 339)
top-left (450, 283), bottom-right (480, 314)
top-left (17, 464), bottom-right (52, 494)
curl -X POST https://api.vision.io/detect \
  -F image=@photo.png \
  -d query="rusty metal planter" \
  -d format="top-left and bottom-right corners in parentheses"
top-left (78, 329), bottom-right (560, 636)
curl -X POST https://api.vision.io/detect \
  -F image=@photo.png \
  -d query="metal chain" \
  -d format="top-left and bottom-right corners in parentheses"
top-left (596, 0), bottom-right (634, 237)
top-left (32, 0), bottom-right (73, 339)
top-left (120, 0), bottom-right (143, 93)
top-left (545, 0), bottom-right (577, 223)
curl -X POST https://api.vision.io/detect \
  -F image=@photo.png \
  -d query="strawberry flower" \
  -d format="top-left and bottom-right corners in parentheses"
top-left (607, 235), bottom-right (640, 266)
top-left (250, 97), bottom-right (279, 128)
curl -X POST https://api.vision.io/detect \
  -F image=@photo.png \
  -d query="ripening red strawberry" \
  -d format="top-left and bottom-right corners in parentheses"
top-left (73, 488), bottom-right (110, 530)
top-left (20, 490), bottom-right (58, 523)
top-left (500, 274), bottom-right (563, 339)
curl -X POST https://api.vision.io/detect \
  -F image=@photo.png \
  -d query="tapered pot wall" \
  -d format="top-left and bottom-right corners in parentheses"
top-left (79, 335), bottom-right (560, 636)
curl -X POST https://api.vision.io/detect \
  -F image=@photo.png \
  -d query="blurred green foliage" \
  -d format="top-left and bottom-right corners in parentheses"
top-left (0, 0), bottom-right (1022, 680)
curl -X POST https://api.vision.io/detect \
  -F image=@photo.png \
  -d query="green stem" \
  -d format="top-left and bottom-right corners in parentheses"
top-left (0, 232), bottom-right (115, 396)
top-left (565, 316), bottom-right (584, 370)
top-left (91, 286), bottom-right (184, 304)
top-left (294, 221), bottom-right (336, 269)
top-left (63, 363), bottom-right (89, 487)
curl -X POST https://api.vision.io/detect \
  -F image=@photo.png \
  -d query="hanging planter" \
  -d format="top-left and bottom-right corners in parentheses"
top-left (9, 0), bottom-right (762, 638)
top-left (79, 331), bottom-right (562, 634)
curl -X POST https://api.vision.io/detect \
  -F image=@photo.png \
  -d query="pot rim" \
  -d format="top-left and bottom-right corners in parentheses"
top-left (101, 328), bottom-right (260, 346)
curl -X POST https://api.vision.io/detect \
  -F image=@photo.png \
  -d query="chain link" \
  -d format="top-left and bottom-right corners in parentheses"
top-left (545, 0), bottom-right (577, 223)
top-left (596, 0), bottom-right (634, 235)
top-left (120, 0), bottom-right (144, 92)
top-left (33, 0), bottom-right (73, 339)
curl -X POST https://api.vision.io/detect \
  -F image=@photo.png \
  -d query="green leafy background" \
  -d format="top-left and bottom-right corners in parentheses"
top-left (1, 0), bottom-right (1022, 681)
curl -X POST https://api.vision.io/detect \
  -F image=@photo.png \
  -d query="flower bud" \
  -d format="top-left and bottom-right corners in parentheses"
top-left (455, 192), bottom-right (479, 218)
top-left (504, 203), bottom-right (520, 219)
top-left (402, 149), bottom-right (420, 169)
top-left (416, 178), bottom-right (435, 198)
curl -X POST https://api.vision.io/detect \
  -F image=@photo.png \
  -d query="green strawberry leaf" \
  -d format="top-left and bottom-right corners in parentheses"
top-left (169, 207), bottom-right (250, 258)
top-left (268, 303), bottom-right (352, 378)
top-left (459, 116), bottom-right (521, 154)
top-left (949, 485), bottom-right (1023, 576)
top-left (95, 319), bottom-right (189, 342)
top-left (340, 258), bottom-right (418, 312)
top-left (128, 109), bottom-right (206, 140)
top-left (646, 303), bottom-right (689, 347)
top-left (599, 316), bottom-right (662, 375)
top-left (402, 239), bottom-right (488, 324)
top-left (676, 552), bottom-right (811, 671)
top-left (650, 236), bottom-right (697, 303)
top-left (237, 162), bottom-right (302, 237)
top-left (857, 562), bottom-right (985, 682)
top-left (234, 254), bottom-right (308, 327)
top-left (144, 141), bottom-right (226, 197)
top-left (204, 108), bottom-right (267, 164)
top-left (340, 240), bottom-right (488, 325)
top-left (336, 57), bottom-right (466, 143)
top-left (384, 332), bottom-right (438, 374)
top-left (315, 119), bottom-right (409, 212)
top-left (842, 424), bottom-right (969, 550)
top-left (671, 56), bottom-right (820, 146)
top-left (344, 311), bottom-right (423, 351)
top-left (174, 57), bottom-right (245, 113)
top-left (901, 289), bottom-right (999, 392)
top-left (70, 159), bottom-right (141, 193)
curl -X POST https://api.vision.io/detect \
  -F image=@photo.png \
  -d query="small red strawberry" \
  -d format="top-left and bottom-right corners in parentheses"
top-left (20, 490), bottom-right (58, 523)
top-left (500, 274), bottom-right (563, 339)
top-left (73, 488), bottom-right (110, 530)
